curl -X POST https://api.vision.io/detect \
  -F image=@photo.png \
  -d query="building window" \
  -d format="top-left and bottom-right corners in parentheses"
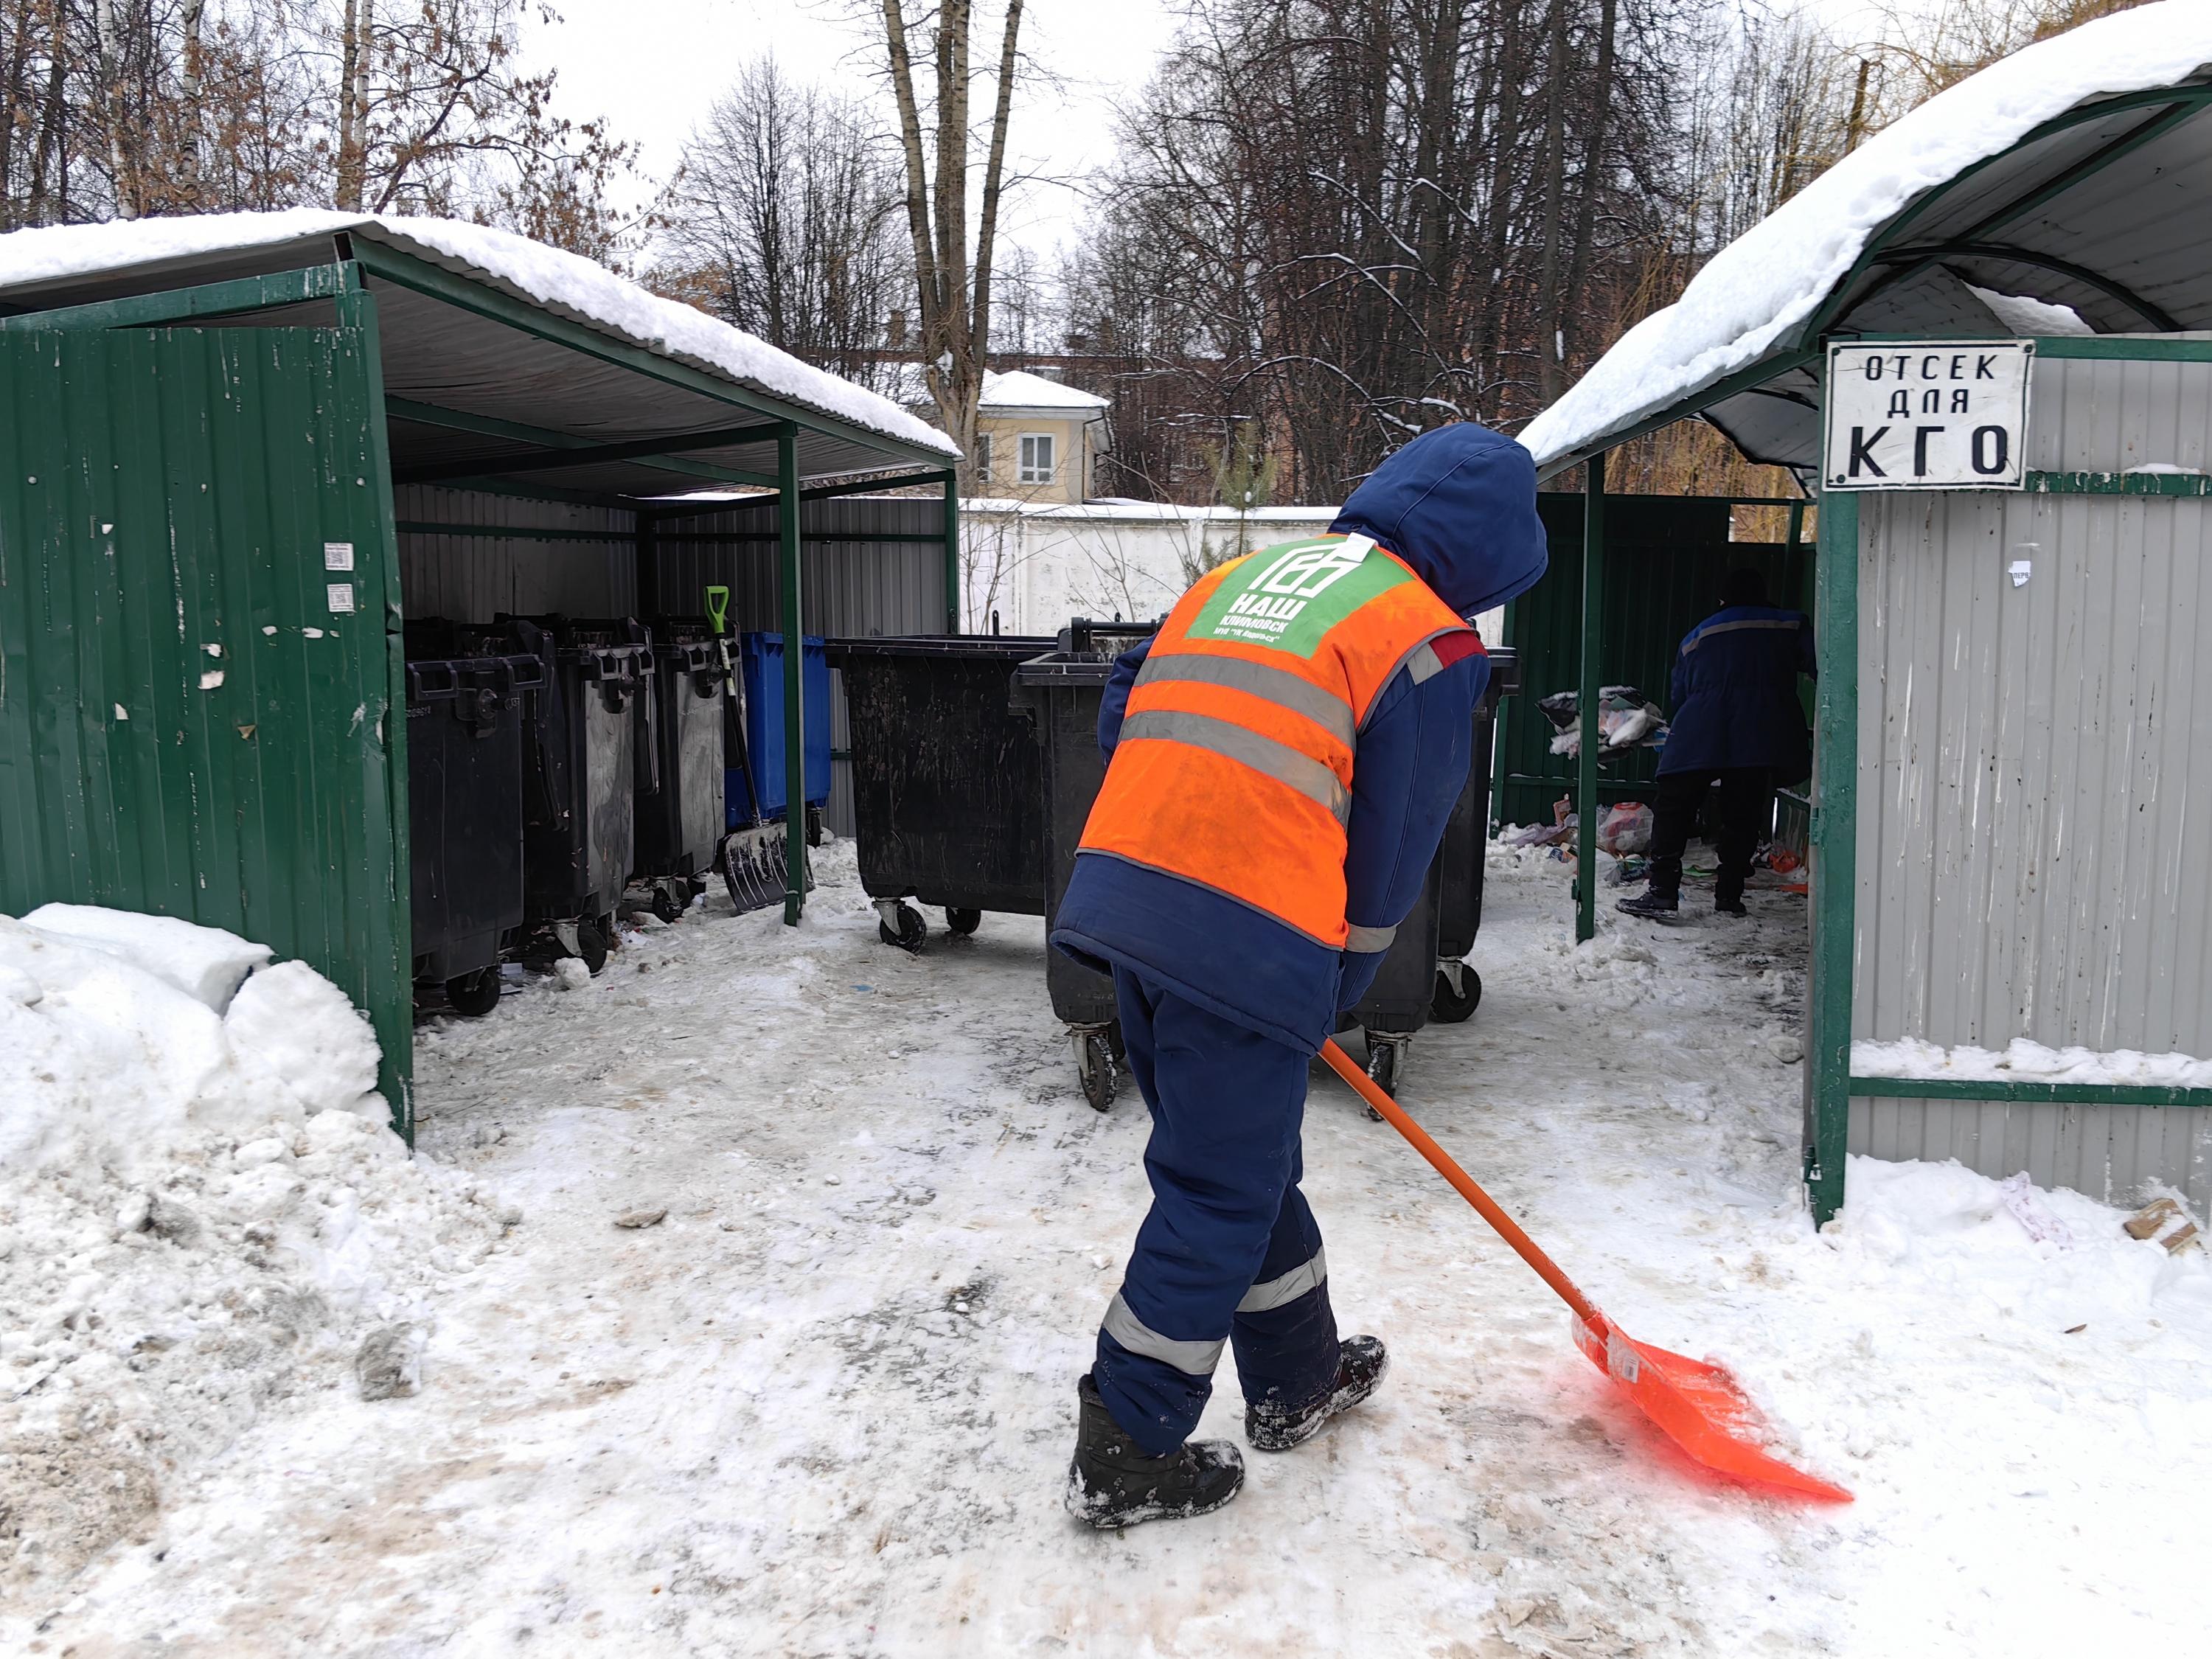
top-left (1018, 432), bottom-right (1056, 484)
top-left (975, 433), bottom-right (992, 482)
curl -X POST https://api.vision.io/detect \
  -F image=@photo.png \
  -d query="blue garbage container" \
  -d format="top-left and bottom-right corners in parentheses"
top-left (734, 632), bottom-right (830, 822)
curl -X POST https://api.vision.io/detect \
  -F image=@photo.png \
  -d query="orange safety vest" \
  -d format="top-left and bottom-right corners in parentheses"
top-left (1079, 534), bottom-right (1475, 949)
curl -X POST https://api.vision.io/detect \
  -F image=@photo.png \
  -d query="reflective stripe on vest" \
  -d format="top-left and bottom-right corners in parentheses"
top-left (1079, 535), bottom-right (1474, 950)
top-left (1118, 708), bottom-right (1351, 823)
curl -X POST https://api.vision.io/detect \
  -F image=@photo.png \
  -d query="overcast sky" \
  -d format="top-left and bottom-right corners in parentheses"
top-left (529, 0), bottom-right (1944, 262)
top-left (529, 0), bottom-right (1184, 261)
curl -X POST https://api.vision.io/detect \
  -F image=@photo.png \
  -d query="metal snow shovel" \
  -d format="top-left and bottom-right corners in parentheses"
top-left (1319, 1038), bottom-right (1851, 1503)
top-left (705, 585), bottom-right (801, 915)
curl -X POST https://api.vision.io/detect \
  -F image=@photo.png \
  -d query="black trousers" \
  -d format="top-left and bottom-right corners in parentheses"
top-left (1645, 768), bottom-right (1772, 905)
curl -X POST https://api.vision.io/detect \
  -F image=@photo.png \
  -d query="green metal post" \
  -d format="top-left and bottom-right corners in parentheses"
top-left (1806, 486), bottom-right (1860, 1226)
top-left (1576, 454), bottom-right (1605, 943)
top-left (943, 471), bottom-right (961, 633)
top-left (778, 427), bottom-right (806, 926)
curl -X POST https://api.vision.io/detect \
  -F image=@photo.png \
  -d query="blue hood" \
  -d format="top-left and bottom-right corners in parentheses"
top-left (1330, 424), bottom-right (1547, 618)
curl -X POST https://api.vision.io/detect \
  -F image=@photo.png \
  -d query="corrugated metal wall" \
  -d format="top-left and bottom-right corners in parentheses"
top-left (647, 495), bottom-right (948, 835)
top-left (1497, 494), bottom-right (1809, 824)
top-left (0, 325), bottom-right (413, 1123)
top-left (395, 485), bottom-right (637, 621)
top-left (1849, 347), bottom-right (2212, 1204)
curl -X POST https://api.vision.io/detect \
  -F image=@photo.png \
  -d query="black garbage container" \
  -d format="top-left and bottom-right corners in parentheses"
top-left (827, 634), bottom-right (1057, 949)
top-left (1010, 619), bottom-right (1158, 1111)
top-left (404, 652), bottom-right (540, 1015)
top-left (1429, 643), bottom-right (1518, 1024)
top-left (635, 619), bottom-right (727, 922)
top-left (487, 615), bottom-right (649, 973)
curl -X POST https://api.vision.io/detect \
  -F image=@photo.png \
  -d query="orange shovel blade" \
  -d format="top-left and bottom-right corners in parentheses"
top-left (1572, 1315), bottom-right (1852, 1502)
top-left (1316, 1037), bottom-right (1849, 1503)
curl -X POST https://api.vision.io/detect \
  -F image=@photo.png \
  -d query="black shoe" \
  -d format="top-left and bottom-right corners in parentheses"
top-left (1065, 1374), bottom-right (1244, 1528)
top-left (1714, 897), bottom-right (1748, 917)
top-left (1245, 1335), bottom-right (1389, 1452)
top-left (1615, 889), bottom-right (1678, 918)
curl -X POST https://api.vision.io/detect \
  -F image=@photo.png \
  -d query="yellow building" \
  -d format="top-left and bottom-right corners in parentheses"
top-left (903, 368), bottom-right (1111, 504)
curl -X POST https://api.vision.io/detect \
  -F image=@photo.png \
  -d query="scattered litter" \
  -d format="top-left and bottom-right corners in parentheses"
top-left (1596, 801), bottom-right (1653, 857)
top-left (2124, 1196), bottom-right (2201, 1255)
top-left (554, 958), bottom-right (592, 992)
top-left (356, 1321), bottom-right (425, 1401)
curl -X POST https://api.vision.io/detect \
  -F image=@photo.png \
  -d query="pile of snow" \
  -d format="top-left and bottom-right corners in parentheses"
top-left (0, 211), bottom-right (958, 459)
top-left (1519, 4), bottom-right (2212, 467)
top-left (0, 908), bottom-right (507, 1590)
top-left (1853, 1035), bottom-right (2212, 1089)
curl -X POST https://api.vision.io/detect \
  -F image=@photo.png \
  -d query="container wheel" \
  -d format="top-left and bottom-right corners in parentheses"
top-left (445, 967), bottom-right (503, 1018)
top-left (945, 907), bottom-right (982, 936)
top-left (1363, 1037), bottom-right (1401, 1120)
top-left (1077, 1029), bottom-right (1118, 1113)
top-left (1105, 1019), bottom-right (1127, 1062)
top-left (651, 884), bottom-right (684, 925)
top-left (1430, 965), bottom-right (1482, 1023)
top-left (576, 922), bottom-right (610, 975)
top-left (878, 902), bottom-right (927, 953)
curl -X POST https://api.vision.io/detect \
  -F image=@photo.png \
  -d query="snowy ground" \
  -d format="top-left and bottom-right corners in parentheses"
top-left (9, 841), bottom-right (2209, 1657)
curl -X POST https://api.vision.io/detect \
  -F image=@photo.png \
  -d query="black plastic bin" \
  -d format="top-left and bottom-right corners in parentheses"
top-left (1338, 643), bottom-right (1518, 1089)
top-left (1428, 644), bottom-right (1518, 1020)
top-left (1010, 619), bottom-right (1158, 1110)
top-left (404, 652), bottom-right (541, 1015)
top-left (488, 615), bottom-right (649, 973)
top-left (827, 633), bottom-right (1058, 949)
top-left (635, 619), bottom-right (727, 921)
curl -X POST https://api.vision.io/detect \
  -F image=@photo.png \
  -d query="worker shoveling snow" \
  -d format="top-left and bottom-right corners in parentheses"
top-left (0, 908), bottom-right (508, 1590)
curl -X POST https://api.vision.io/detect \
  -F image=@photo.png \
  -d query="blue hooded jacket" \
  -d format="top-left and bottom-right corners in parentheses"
top-left (1658, 605), bottom-right (1817, 778)
top-left (1049, 424), bottom-right (1548, 1052)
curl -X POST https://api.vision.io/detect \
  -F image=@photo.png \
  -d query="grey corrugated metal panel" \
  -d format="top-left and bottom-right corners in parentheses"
top-left (1853, 353), bottom-right (2212, 1204)
top-left (647, 495), bottom-right (944, 636)
top-left (1857, 484), bottom-right (2212, 1054)
top-left (2025, 344), bottom-right (2212, 473)
top-left (1849, 1095), bottom-right (2212, 1210)
top-left (394, 485), bottom-right (637, 622)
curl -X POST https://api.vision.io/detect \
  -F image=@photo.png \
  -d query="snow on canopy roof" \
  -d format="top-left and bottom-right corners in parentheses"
top-left (1520, 4), bottom-right (2212, 474)
top-left (0, 209), bottom-right (957, 459)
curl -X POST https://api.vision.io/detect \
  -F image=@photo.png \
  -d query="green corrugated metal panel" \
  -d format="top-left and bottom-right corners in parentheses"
top-left (0, 325), bottom-right (412, 1133)
top-left (1497, 493), bottom-right (1812, 826)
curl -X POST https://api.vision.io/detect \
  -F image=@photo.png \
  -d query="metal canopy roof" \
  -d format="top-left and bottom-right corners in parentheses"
top-left (1522, 9), bottom-right (2212, 481)
top-left (0, 218), bottom-right (956, 499)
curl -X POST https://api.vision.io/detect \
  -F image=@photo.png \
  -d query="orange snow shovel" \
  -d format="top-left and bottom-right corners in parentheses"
top-left (1321, 1038), bottom-right (1851, 1503)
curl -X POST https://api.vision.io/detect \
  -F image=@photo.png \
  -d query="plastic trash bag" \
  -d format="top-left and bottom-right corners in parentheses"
top-left (1596, 801), bottom-right (1653, 856)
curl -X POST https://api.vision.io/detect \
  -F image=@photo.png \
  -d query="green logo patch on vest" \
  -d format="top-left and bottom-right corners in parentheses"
top-left (1188, 535), bottom-right (1413, 657)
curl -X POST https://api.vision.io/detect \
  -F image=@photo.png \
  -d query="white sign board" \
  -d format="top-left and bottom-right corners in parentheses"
top-left (1823, 341), bottom-right (2033, 490)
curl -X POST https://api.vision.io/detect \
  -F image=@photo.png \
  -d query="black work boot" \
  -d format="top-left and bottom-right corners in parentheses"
top-left (1714, 872), bottom-right (1747, 917)
top-left (1246, 1335), bottom-right (1390, 1452)
top-left (1615, 888), bottom-right (1679, 919)
top-left (1065, 1374), bottom-right (1244, 1528)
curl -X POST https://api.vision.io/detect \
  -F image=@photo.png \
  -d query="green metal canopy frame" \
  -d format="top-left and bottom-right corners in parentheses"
top-left (1527, 83), bottom-right (2212, 1225)
top-left (0, 242), bottom-right (965, 1133)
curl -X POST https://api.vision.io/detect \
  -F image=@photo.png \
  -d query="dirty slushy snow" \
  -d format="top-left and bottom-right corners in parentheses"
top-left (6, 842), bottom-right (2208, 1655)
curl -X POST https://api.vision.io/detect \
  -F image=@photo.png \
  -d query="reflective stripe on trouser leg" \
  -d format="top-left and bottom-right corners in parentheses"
top-left (1231, 1178), bottom-right (1340, 1410)
top-left (1102, 1293), bottom-right (1225, 1375)
top-left (1093, 965), bottom-right (1316, 1455)
top-left (1237, 1245), bottom-right (1326, 1312)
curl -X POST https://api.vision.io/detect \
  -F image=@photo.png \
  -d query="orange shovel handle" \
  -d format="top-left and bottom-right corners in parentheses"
top-left (1321, 1038), bottom-right (1601, 1327)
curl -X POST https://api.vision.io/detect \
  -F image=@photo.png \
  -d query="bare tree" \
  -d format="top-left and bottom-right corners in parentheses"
top-left (877, 0), bottom-right (1025, 489)
top-left (650, 56), bottom-right (905, 389)
top-left (0, 0), bottom-right (632, 252)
